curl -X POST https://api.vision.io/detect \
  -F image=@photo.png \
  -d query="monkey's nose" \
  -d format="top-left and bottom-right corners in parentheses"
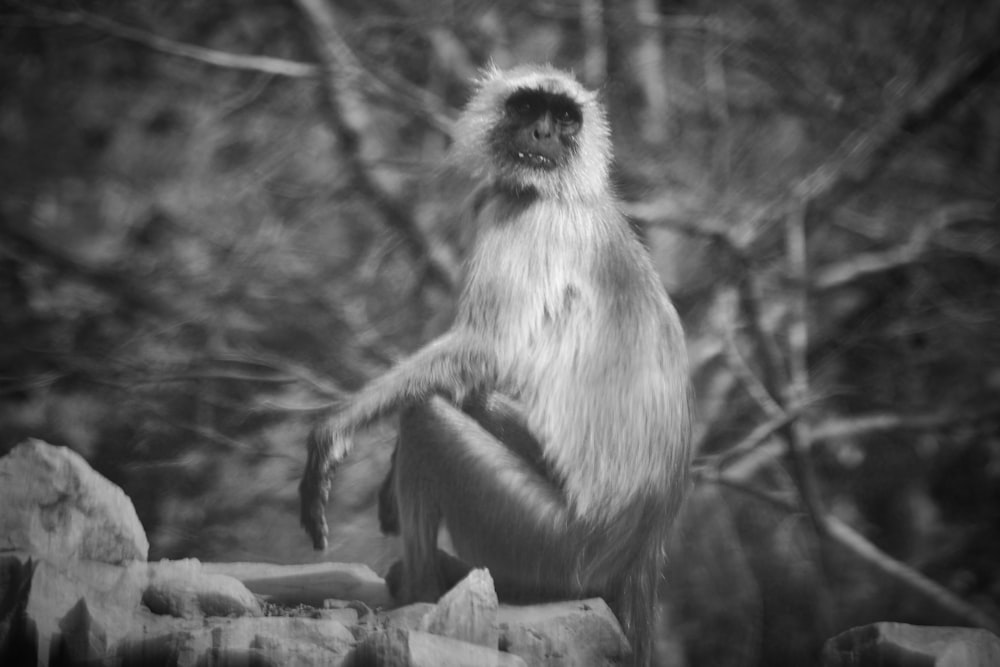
top-left (531, 116), bottom-right (555, 140)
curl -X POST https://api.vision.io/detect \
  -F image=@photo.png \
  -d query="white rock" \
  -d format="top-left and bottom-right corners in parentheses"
top-left (0, 439), bottom-right (148, 563)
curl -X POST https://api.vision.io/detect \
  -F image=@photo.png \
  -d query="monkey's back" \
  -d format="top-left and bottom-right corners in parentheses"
top-left (458, 191), bottom-right (691, 523)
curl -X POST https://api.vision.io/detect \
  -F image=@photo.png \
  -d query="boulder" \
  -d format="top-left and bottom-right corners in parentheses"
top-left (0, 439), bottom-right (148, 564)
top-left (823, 622), bottom-right (1000, 667)
top-left (348, 627), bottom-right (526, 667)
top-left (419, 568), bottom-right (499, 649)
top-left (498, 598), bottom-right (631, 666)
top-left (203, 560), bottom-right (392, 609)
top-left (144, 558), bottom-right (263, 618)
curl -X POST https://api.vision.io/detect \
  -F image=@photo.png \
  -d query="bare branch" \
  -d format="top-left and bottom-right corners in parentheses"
top-left (291, 0), bottom-right (457, 292)
top-left (710, 410), bottom-right (798, 470)
top-left (21, 3), bottom-right (455, 136)
top-left (710, 474), bottom-right (1000, 634)
top-left (0, 218), bottom-right (176, 318)
top-left (794, 26), bottom-right (1000, 211)
top-left (579, 0), bottom-right (607, 87)
top-left (825, 515), bottom-right (1000, 634)
top-left (782, 199), bottom-right (830, 541)
top-left (211, 352), bottom-right (347, 398)
top-left (23, 4), bottom-right (318, 78)
top-left (811, 408), bottom-right (999, 442)
top-left (720, 288), bottom-right (785, 420)
top-left (816, 201), bottom-right (997, 290)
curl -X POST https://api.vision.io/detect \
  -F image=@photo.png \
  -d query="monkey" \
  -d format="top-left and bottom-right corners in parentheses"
top-left (300, 64), bottom-right (692, 666)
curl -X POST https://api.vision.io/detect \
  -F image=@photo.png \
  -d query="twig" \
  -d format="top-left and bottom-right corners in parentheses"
top-left (733, 276), bottom-right (787, 409)
top-left (211, 352), bottom-right (346, 397)
top-left (711, 474), bottom-right (1000, 634)
top-left (796, 24), bottom-right (1000, 213)
top-left (825, 515), bottom-right (1000, 634)
top-left (20, 3), bottom-right (455, 135)
top-left (22, 4), bottom-right (318, 77)
top-left (810, 408), bottom-right (998, 442)
top-left (0, 219), bottom-right (175, 318)
top-left (815, 201), bottom-right (997, 290)
top-left (291, 0), bottom-right (456, 293)
top-left (125, 371), bottom-right (301, 386)
top-left (578, 0), bottom-right (607, 87)
top-left (721, 288), bottom-right (785, 420)
top-left (782, 199), bottom-right (829, 543)
top-left (741, 23), bottom-right (1000, 250)
top-left (711, 409), bottom-right (798, 470)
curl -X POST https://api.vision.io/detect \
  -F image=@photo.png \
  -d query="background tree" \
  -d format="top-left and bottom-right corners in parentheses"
top-left (2, 1), bottom-right (998, 665)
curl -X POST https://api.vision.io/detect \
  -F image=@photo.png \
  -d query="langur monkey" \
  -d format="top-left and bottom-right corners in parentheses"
top-left (300, 64), bottom-right (692, 666)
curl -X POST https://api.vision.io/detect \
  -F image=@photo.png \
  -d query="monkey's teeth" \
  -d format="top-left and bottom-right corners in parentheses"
top-left (516, 151), bottom-right (552, 167)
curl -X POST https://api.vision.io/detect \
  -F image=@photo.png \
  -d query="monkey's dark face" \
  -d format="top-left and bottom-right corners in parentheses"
top-left (491, 89), bottom-right (583, 172)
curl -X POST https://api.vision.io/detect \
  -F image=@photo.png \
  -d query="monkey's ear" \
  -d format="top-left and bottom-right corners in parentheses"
top-left (479, 59), bottom-right (501, 81)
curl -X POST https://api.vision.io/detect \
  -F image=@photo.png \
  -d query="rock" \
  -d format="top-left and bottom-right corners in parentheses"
top-left (173, 616), bottom-right (355, 667)
top-left (50, 598), bottom-right (109, 665)
top-left (203, 560), bottom-right (393, 609)
top-left (379, 603), bottom-right (437, 631)
top-left (822, 622), bottom-right (1000, 667)
top-left (15, 554), bottom-right (165, 666)
top-left (498, 598), bottom-right (631, 666)
top-left (0, 439), bottom-right (148, 564)
top-left (0, 437), bottom-right (641, 666)
top-left (420, 568), bottom-right (499, 649)
top-left (0, 556), bottom-right (34, 660)
top-left (144, 558), bottom-right (263, 618)
top-left (348, 627), bottom-right (527, 667)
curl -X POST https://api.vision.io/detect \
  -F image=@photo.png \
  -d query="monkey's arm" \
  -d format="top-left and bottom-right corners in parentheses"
top-left (299, 329), bottom-right (497, 549)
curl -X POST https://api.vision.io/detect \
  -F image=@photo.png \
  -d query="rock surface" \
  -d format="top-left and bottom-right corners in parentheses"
top-left (823, 621), bottom-right (1000, 667)
top-left (0, 440), bottom-right (636, 666)
top-left (12, 438), bottom-right (995, 666)
top-left (203, 560), bottom-right (392, 609)
top-left (420, 567), bottom-right (500, 649)
top-left (144, 558), bottom-right (263, 618)
top-left (499, 598), bottom-right (632, 666)
top-left (0, 439), bottom-right (149, 563)
top-left (348, 627), bottom-right (527, 667)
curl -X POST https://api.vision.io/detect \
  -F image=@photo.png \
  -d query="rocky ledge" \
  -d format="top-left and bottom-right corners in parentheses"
top-left (2, 438), bottom-right (998, 666)
top-left (0, 439), bottom-right (628, 666)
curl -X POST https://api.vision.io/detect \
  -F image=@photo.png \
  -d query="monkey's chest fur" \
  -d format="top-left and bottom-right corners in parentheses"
top-left (457, 195), bottom-right (686, 520)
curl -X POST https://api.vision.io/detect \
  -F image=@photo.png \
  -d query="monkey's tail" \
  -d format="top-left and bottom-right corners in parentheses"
top-left (299, 419), bottom-right (339, 550)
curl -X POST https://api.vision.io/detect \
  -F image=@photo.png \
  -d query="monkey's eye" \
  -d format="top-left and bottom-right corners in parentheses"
top-left (507, 92), bottom-right (543, 120)
top-left (550, 101), bottom-right (582, 127)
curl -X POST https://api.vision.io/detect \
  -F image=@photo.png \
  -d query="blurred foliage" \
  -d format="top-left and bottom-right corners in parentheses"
top-left (1, 1), bottom-right (999, 665)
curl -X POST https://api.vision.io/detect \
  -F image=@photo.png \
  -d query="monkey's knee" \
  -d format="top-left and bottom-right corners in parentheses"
top-left (398, 396), bottom-right (459, 443)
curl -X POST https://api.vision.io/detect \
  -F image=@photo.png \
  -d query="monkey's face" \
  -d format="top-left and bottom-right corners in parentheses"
top-left (452, 64), bottom-right (613, 200)
top-left (490, 89), bottom-right (583, 173)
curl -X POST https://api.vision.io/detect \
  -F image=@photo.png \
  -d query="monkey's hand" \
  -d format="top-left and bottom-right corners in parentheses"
top-left (299, 419), bottom-right (352, 550)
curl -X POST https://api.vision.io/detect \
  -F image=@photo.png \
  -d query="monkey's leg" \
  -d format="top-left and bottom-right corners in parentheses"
top-left (380, 391), bottom-right (545, 597)
top-left (395, 397), bottom-right (664, 666)
top-left (394, 396), bottom-right (609, 601)
top-left (380, 391), bottom-right (537, 537)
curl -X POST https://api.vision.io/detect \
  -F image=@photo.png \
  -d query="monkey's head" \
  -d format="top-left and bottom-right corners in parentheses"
top-left (452, 64), bottom-right (612, 201)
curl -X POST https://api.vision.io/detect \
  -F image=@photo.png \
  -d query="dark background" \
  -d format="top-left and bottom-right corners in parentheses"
top-left (2, 1), bottom-right (999, 665)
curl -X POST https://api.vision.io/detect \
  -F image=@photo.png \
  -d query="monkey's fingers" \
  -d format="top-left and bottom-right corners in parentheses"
top-left (299, 421), bottom-right (355, 550)
top-left (299, 470), bottom-right (331, 550)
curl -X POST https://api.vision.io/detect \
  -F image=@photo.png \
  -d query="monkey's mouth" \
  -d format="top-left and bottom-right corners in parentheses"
top-left (513, 151), bottom-right (557, 170)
